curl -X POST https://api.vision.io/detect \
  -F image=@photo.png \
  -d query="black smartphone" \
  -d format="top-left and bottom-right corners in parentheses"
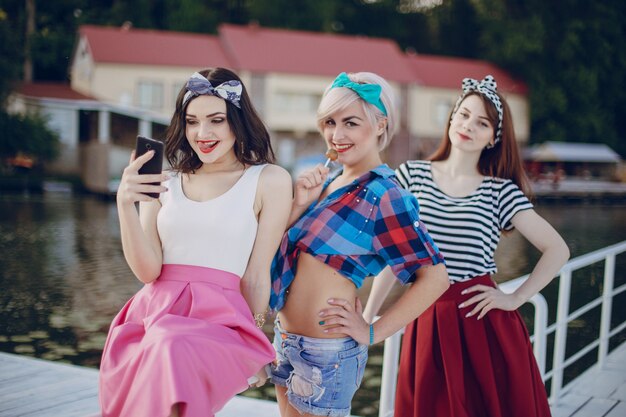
top-left (134, 135), bottom-right (164, 198)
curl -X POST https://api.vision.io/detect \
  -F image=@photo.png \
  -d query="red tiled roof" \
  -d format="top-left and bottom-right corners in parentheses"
top-left (407, 53), bottom-right (528, 94)
top-left (218, 24), bottom-right (415, 83)
top-left (79, 25), bottom-right (232, 68)
top-left (75, 24), bottom-right (527, 94)
top-left (18, 83), bottom-right (96, 100)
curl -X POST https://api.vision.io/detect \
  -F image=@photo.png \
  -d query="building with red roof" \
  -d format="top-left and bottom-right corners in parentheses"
top-left (218, 23), bottom-right (414, 82)
top-left (11, 22), bottom-right (528, 192)
top-left (404, 53), bottom-right (529, 157)
top-left (407, 53), bottom-right (527, 93)
top-left (71, 25), bottom-right (232, 115)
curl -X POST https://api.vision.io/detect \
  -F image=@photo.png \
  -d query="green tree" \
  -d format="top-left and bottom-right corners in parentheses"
top-left (164, 0), bottom-right (223, 33)
top-left (0, 1), bottom-right (60, 172)
top-left (0, 112), bottom-right (60, 169)
top-left (3, 0), bottom-right (625, 157)
top-left (0, 4), bottom-right (23, 103)
top-left (473, 0), bottom-right (626, 156)
top-left (425, 0), bottom-right (481, 57)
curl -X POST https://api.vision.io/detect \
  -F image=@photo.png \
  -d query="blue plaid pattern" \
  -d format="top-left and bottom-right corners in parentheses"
top-left (270, 165), bottom-right (444, 311)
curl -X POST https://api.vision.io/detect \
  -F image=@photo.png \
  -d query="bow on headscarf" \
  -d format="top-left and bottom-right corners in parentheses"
top-left (182, 72), bottom-right (243, 108)
top-left (330, 72), bottom-right (388, 116)
top-left (452, 75), bottom-right (503, 147)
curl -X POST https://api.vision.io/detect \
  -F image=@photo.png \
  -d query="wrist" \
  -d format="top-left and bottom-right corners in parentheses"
top-left (253, 311), bottom-right (267, 329)
top-left (510, 291), bottom-right (527, 309)
top-left (292, 198), bottom-right (310, 211)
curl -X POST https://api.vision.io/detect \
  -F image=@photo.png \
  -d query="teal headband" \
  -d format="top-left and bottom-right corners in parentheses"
top-left (330, 72), bottom-right (388, 116)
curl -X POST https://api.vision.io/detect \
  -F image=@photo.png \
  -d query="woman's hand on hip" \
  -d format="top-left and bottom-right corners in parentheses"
top-left (459, 284), bottom-right (524, 320)
top-left (318, 297), bottom-right (370, 345)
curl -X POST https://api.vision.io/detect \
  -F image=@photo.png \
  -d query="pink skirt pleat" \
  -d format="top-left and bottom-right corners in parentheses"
top-left (99, 264), bottom-right (275, 417)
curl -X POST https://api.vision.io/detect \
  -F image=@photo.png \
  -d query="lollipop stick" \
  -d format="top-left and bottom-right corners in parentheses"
top-left (324, 149), bottom-right (338, 168)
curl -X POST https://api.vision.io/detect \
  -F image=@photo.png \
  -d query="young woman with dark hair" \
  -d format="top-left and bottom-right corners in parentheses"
top-left (99, 67), bottom-right (292, 417)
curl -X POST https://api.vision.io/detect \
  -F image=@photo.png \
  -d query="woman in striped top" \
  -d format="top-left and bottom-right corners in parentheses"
top-left (364, 75), bottom-right (570, 417)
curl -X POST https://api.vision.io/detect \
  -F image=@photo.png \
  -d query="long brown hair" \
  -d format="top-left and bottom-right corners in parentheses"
top-left (429, 91), bottom-right (531, 196)
top-left (164, 67), bottom-right (275, 173)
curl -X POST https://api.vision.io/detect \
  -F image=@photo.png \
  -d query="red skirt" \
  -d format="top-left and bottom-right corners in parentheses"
top-left (394, 275), bottom-right (551, 417)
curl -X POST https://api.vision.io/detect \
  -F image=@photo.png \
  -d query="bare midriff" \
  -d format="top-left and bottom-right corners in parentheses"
top-left (278, 252), bottom-right (357, 339)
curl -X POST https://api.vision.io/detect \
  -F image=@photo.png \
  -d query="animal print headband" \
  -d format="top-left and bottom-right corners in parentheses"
top-left (452, 75), bottom-right (503, 147)
top-left (182, 72), bottom-right (242, 108)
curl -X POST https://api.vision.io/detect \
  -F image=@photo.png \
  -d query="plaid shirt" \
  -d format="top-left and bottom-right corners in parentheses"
top-left (270, 165), bottom-right (444, 311)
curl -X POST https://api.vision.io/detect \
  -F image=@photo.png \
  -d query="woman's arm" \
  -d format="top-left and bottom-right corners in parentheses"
top-left (320, 263), bottom-right (449, 345)
top-left (462, 209), bottom-right (570, 319)
top-left (117, 151), bottom-right (168, 283)
top-left (287, 164), bottom-right (330, 227)
top-left (362, 266), bottom-right (398, 323)
top-left (240, 165), bottom-right (293, 316)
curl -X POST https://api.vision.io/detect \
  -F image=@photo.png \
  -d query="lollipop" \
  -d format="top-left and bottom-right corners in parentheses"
top-left (324, 148), bottom-right (338, 167)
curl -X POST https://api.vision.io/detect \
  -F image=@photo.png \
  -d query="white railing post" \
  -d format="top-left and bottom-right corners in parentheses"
top-left (379, 331), bottom-right (402, 417)
top-left (374, 241), bottom-right (626, 415)
top-left (530, 293), bottom-right (549, 378)
top-left (598, 253), bottom-right (615, 368)
top-left (550, 268), bottom-right (572, 404)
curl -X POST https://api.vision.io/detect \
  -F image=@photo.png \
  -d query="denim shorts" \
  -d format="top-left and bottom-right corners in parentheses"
top-left (270, 321), bottom-right (368, 417)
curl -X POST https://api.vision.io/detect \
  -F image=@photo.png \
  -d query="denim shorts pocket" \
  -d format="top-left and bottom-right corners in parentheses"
top-left (298, 347), bottom-right (340, 368)
top-left (336, 344), bottom-right (367, 387)
top-left (337, 343), bottom-right (367, 360)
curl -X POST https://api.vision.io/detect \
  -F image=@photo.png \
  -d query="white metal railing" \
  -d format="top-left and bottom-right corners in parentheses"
top-left (377, 240), bottom-right (626, 417)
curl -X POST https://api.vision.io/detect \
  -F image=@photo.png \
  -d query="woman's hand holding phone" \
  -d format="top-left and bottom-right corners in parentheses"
top-left (117, 148), bottom-right (168, 205)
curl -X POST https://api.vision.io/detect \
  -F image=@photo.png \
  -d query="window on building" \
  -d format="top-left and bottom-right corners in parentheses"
top-left (137, 81), bottom-right (164, 110)
top-left (172, 81), bottom-right (185, 103)
top-left (434, 99), bottom-right (454, 128)
top-left (275, 92), bottom-right (321, 113)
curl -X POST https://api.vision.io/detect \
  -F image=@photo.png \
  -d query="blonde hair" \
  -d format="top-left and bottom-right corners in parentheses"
top-left (316, 72), bottom-right (398, 150)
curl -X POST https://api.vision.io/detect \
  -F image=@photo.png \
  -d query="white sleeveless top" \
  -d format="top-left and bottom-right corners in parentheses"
top-left (157, 164), bottom-right (267, 278)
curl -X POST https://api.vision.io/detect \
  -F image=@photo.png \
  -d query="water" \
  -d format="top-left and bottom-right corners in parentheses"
top-left (0, 191), bottom-right (625, 416)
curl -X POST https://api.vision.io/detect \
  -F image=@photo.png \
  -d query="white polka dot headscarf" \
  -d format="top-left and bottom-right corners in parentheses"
top-left (451, 75), bottom-right (503, 148)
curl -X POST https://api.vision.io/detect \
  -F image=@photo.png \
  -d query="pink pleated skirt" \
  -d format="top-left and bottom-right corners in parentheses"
top-left (99, 264), bottom-right (275, 417)
top-left (394, 275), bottom-right (551, 417)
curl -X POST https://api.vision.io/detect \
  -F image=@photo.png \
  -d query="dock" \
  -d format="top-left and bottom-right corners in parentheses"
top-left (1, 343), bottom-right (625, 417)
top-left (531, 178), bottom-right (626, 202)
top-left (0, 351), bottom-right (278, 417)
top-left (550, 341), bottom-right (626, 417)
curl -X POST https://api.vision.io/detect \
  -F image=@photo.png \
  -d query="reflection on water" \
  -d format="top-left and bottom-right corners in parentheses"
top-left (0, 192), bottom-right (625, 416)
top-left (0, 193), bottom-right (140, 366)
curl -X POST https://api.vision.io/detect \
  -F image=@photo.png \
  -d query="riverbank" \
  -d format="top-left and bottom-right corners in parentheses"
top-left (3, 175), bottom-right (626, 204)
top-left (531, 178), bottom-right (626, 203)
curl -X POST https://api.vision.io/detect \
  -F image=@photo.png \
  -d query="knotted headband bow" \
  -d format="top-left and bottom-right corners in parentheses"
top-left (330, 72), bottom-right (388, 116)
top-left (452, 75), bottom-right (503, 147)
top-left (182, 72), bottom-right (243, 108)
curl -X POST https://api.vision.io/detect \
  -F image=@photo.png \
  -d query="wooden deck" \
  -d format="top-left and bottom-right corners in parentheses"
top-left (550, 342), bottom-right (626, 417)
top-left (0, 351), bottom-right (278, 417)
top-left (1, 343), bottom-right (625, 417)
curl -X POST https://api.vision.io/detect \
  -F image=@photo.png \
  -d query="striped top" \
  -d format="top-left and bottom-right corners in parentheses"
top-left (396, 160), bottom-right (532, 283)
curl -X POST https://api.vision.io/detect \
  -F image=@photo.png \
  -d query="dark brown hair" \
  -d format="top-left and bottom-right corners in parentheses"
top-left (429, 91), bottom-right (531, 196)
top-left (164, 67), bottom-right (275, 172)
